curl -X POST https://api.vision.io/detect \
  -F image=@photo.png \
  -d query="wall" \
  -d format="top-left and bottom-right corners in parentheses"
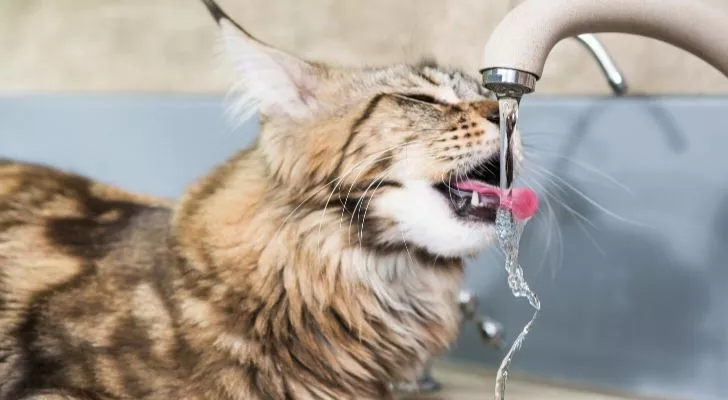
top-left (2, 0), bottom-right (728, 95)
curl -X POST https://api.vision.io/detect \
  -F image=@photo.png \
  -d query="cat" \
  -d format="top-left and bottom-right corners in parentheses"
top-left (0, 0), bottom-right (532, 399)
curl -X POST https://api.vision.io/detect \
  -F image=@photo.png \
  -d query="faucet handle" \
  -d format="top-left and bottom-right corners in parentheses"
top-left (458, 290), bottom-right (478, 318)
top-left (476, 317), bottom-right (504, 348)
top-left (458, 290), bottom-right (505, 347)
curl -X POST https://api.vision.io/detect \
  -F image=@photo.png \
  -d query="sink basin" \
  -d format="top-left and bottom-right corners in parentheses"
top-left (2, 94), bottom-right (727, 400)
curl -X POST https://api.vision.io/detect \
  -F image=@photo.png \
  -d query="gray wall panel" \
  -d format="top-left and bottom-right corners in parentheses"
top-left (2, 95), bottom-right (727, 400)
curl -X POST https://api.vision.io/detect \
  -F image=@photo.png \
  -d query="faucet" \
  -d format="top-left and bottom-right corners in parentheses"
top-left (509, 0), bottom-right (627, 96)
top-left (398, 1), bottom-right (728, 393)
top-left (481, 0), bottom-right (728, 99)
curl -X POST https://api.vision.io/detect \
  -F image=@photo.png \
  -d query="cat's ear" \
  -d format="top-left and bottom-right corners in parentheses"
top-left (201, 0), bottom-right (321, 119)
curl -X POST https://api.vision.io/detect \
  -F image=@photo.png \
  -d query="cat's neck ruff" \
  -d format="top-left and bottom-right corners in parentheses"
top-left (172, 156), bottom-right (464, 398)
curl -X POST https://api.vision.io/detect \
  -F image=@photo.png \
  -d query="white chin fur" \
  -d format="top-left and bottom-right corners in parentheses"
top-left (372, 180), bottom-right (495, 257)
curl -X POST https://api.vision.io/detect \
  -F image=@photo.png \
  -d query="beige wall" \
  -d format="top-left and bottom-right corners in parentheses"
top-left (2, 0), bottom-right (727, 95)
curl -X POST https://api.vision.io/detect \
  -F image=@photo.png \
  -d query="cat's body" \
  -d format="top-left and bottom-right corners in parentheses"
top-left (0, 156), bottom-right (461, 400)
top-left (0, 162), bottom-right (185, 399)
top-left (0, 1), bottom-right (531, 399)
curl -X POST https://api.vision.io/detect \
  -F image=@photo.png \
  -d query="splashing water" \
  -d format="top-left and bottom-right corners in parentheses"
top-left (493, 209), bottom-right (540, 399)
top-left (493, 97), bottom-right (540, 400)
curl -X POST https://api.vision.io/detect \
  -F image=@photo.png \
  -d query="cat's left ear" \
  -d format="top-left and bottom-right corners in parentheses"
top-left (201, 0), bottom-right (322, 119)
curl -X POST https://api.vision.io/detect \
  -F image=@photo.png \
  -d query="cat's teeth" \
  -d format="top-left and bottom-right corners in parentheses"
top-left (471, 191), bottom-right (480, 207)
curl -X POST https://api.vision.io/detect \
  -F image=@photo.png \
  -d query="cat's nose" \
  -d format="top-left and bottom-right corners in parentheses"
top-left (472, 100), bottom-right (500, 125)
top-left (485, 107), bottom-right (500, 125)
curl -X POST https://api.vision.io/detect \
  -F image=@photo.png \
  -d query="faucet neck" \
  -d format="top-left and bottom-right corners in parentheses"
top-left (480, 0), bottom-right (728, 87)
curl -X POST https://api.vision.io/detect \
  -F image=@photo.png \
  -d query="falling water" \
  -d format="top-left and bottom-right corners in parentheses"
top-left (498, 98), bottom-right (516, 197)
top-left (493, 97), bottom-right (540, 400)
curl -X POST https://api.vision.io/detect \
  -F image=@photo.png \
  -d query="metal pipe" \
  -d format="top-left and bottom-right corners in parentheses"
top-left (575, 34), bottom-right (628, 96)
top-left (482, 0), bottom-right (728, 96)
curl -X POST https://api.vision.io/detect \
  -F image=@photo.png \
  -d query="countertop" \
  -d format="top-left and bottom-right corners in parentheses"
top-left (401, 361), bottom-right (657, 400)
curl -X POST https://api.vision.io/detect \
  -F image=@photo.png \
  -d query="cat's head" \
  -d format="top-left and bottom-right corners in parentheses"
top-left (204, 0), bottom-right (526, 259)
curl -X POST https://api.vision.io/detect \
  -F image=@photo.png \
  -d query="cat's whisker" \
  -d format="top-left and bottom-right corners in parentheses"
top-left (356, 169), bottom-right (395, 250)
top-left (523, 147), bottom-right (632, 195)
top-left (312, 144), bottom-right (405, 207)
top-left (348, 167), bottom-right (394, 245)
top-left (275, 149), bottom-right (401, 240)
top-left (321, 153), bottom-right (398, 252)
top-left (398, 227), bottom-right (415, 266)
top-left (340, 158), bottom-right (392, 227)
top-left (337, 154), bottom-right (400, 232)
top-left (542, 184), bottom-right (606, 262)
top-left (519, 175), bottom-right (565, 276)
top-left (527, 163), bottom-right (643, 227)
top-left (316, 140), bottom-right (422, 251)
top-left (541, 188), bottom-right (565, 277)
top-left (523, 160), bottom-right (610, 270)
top-left (434, 170), bottom-right (455, 210)
top-left (528, 168), bottom-right (609, 260)
top-left (337, 140), bottom-right (425, 228)
top-left (523, 167), bottom-right (598, 229)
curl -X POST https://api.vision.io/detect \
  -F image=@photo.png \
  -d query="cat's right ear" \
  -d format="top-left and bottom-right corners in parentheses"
top-left (201, 0), bottom-right (322, 119)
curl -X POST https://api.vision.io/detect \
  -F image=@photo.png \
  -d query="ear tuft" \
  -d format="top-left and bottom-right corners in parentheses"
top-left (196, 0), bottom-right (322, 120)
top-left (219, 21), bottom-right (320, 120)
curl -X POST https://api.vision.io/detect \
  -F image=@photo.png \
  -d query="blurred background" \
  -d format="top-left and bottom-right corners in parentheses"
top-left (3, 1), bottom-right (728, 400)
top-left (2, 0), bottom-right (728, 95)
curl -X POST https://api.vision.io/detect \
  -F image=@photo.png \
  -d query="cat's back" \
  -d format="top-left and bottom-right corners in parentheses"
top-left (0, 159), bottom-right (173, 279)
top-left (0, 160), bottom-right (182, 399)
top-left (0, 159), bottom-right (171, 223)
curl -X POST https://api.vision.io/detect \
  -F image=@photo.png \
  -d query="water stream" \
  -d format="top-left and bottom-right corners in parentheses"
top-left (493, 97), bottom-right (541, 400)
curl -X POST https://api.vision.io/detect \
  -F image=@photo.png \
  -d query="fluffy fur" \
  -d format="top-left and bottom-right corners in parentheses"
top-left (0, 1), bottom-right (525, 399)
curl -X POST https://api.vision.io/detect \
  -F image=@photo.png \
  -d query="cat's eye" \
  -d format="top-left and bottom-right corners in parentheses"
top-left (398, 93), bottom-right (446, 105)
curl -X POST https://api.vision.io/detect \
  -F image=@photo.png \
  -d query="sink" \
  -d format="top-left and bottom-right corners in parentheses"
top-left (2, 94), bottom-right (727, 400)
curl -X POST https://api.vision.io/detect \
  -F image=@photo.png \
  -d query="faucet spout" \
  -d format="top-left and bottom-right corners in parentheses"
top-left (481, 0), bottom-right (728, 95)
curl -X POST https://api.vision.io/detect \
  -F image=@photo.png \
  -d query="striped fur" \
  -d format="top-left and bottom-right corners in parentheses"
top-left (0, 2), bottom-right (525, 399)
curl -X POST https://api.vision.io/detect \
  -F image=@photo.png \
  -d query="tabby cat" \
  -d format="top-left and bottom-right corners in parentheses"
top-left (0, 1), bottom-right (537, 399)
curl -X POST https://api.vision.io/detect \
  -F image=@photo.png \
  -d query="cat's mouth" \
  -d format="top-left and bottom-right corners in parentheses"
top-left (434, 153), bottom-right (502, 224)
top-left (434, 153), bottom-right (538, 223)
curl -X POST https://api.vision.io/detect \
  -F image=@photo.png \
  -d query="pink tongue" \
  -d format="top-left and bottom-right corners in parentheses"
top-left (501, 188), bottom-right (539, 220)
top-left (455, 181), bottom-right (539, 221)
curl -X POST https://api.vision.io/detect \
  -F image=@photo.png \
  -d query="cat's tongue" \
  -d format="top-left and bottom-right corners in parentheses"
top-left (455, 181), bottom-right (539, 221)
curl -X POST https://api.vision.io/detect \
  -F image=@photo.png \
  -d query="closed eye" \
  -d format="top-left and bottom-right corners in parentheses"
top-left (398, 93), bottom-right (448, 105)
